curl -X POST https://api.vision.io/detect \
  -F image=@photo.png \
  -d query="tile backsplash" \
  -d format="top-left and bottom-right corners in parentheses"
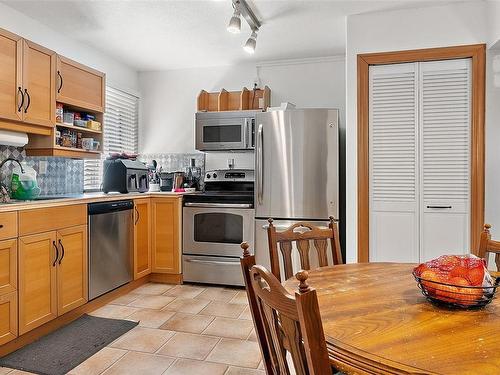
top-left (139, 153), bottom-right (205, 173)
top-left (0, 147), bottom-right (206, 196)
top-left (0, 146), bottom-right (84, 196)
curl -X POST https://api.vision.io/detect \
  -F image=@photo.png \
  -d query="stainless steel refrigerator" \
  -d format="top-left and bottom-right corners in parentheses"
top-left (253, 108), bottom-right (339, 270)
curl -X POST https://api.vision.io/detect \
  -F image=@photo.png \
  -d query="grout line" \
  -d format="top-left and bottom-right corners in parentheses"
top-left (160, 356), bottom-right (179, 375)
top-left (203, 336), bottom-right (223, 362)
top-left (153, 332), bottom-right (176, 355)
top-left (95, 348), bottom-right (128, 375)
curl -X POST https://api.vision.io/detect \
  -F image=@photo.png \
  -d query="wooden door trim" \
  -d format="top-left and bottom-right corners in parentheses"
top-left (357, 44), bottom-right (486, 262)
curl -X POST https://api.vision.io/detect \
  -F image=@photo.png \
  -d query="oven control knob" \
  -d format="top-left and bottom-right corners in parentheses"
top-left (213, 173), bottom-right (217, 179)
top-left (206, 173), bottom-right (211, 179)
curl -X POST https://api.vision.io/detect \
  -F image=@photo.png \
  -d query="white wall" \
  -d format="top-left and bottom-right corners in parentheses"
top-left (139, 57), bottom-right (347, 250)
top-left (139, 57), bottom-right (345, 154)
top-left (345, 1), bottom-right (490, 263)
top-left (0, 2), bottom-right (139, 93)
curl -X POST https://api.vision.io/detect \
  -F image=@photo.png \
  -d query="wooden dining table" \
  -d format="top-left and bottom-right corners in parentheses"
top-left (283, 263), bottom-right (500, 375)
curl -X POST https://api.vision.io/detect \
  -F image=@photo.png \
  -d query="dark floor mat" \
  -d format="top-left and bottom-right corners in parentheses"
top-left (0, 314), bottom-right (138, 375)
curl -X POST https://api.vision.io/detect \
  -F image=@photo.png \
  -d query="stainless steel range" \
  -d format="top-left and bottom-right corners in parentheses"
top-left (182, 169), bottom-right (254, 286)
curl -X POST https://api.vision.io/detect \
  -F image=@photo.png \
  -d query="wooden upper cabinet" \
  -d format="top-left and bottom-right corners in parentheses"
top-left (57, 225), bottom-right (88, 315)
top-left (151, 197), bottom-right (182, 274)
top-left (0, 28), bottom-right (23, 123)
top-left (57, 55), bottom-right (105, 112)
top-left (134, 199), bottom-right (151, 279)
top-left (22, 40), bottom-right (56, 127)
top-left (18, 231), bottom-right (58, 335)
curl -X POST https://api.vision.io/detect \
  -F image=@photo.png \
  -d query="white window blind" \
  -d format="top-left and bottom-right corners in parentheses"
top-left (84, 87), bottom-right (139, 191)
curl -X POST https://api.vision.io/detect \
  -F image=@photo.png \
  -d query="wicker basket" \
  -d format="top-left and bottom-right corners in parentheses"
top-left (413, 272), bottom-right (500, 309)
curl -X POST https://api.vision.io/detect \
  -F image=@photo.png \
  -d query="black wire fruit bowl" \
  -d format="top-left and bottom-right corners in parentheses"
top-left (413, 272), bottom-right (500, 309)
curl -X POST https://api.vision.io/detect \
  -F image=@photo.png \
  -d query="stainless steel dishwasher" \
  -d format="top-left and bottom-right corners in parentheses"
top-left (88, 200), bottom-right (134, 300)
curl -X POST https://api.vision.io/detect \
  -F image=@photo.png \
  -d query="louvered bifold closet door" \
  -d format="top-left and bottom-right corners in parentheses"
top-left (420, 59), bottom-right (471, 261)
top-left (369, 63), bottom-right (419, 262)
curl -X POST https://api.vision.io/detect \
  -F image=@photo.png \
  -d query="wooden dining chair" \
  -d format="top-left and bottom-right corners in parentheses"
top-left (267, 217), bottom-right (342, 281)
top-left (478, 224), bottom-right (500, 271)
top-left (240, 242), bottom-right (332, 375)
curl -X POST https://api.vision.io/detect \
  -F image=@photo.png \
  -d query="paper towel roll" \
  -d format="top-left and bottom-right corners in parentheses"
top-left (0, 130), bottom-right (28, 147)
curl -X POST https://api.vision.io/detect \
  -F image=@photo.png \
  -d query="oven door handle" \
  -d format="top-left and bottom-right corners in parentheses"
top-left (185, 258), bottom-right (239, 266)
top-left (184, 202), bottom-right (253, 208)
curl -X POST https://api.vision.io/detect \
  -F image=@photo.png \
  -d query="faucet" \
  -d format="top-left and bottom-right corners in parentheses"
top-left (0, 158), bottom-right (24, 174)
top-left (0, 158), bottom-right (24, 203)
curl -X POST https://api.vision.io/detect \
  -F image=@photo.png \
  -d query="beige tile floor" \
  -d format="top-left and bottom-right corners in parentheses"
top-left (0, 283), bottom-right (265, 375)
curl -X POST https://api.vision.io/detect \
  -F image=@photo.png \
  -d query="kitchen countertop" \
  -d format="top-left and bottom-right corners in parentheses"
top-left (0, 191), bottom-right (192, 212)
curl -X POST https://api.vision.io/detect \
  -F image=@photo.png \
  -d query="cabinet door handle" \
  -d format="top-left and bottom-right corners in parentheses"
top-left (135, 206), bottom-right (140, 225)
top-left (57, 71), bottom-right (63, 93)
top-left (52, 241), bottom-right (59, 267)
top-left (58, 239), bottom-right (65, 265)
top-left (0, 225), bottom-right (4, 229)
top-left (17, 87), bottom-right (24, 112)
top-left (426, 205), bottom-right (452, 209)
top-left (24, 89), bottom-right (31, 113)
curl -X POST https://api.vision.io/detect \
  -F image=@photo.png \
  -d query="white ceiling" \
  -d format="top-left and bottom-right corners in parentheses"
top-left (3, 0), bottom-right (463, 71)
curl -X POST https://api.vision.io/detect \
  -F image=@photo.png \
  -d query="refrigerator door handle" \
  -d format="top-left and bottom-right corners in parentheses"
top-left (243, 118), bottom-right (249, 148)
top-left (257, 123), bottom-right (264, 205)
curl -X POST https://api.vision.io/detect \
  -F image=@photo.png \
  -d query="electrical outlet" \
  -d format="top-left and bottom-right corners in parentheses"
top-left (38, 160), bottom-right (47, 175)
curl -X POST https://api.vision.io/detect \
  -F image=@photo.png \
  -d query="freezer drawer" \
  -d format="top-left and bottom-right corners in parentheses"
top-left (182, 255), bottom-right (244, 286)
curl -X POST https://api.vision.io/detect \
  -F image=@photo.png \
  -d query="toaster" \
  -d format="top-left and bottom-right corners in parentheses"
top-left (103, 159), bottom-right (149, 194)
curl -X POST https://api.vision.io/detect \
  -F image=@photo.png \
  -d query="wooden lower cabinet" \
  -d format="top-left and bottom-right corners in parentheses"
top-left (0, 291), bottom-right (17, 346)
top-left (18, 231), bottom-right (57, 335)
top-left (134, 199), bottom-right (151, 279)
top-left (0, 239), bottom-right (17, 295)
top-left (151, 197), bottom-right (182, 274)
top-left (19, 225), bottom-right (88, 335)
top-left (57, 225), bottom-right (88, 315)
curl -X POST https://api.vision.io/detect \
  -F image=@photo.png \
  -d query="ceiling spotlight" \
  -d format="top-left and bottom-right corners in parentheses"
top-left (227, 8), bottom-right (241, 33)
top-left (243, 30), bottom-right (258, 54)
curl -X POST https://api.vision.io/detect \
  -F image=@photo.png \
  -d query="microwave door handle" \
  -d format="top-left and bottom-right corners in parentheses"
top-left (257, 124), bottom-right (264, 205)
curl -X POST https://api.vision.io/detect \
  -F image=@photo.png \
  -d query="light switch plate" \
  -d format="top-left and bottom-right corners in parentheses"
top-left (38, 160), bottom-right (47, 175)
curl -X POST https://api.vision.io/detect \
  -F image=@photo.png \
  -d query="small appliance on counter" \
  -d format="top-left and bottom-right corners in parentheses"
top-left (184, 158), bottom-right (201, 190)
top-left (160, 172), bottom-right (174, 192)
top-left (102, 158), bottom-right (149, 194)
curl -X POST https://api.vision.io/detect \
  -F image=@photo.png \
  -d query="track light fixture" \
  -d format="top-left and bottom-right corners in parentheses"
top-left (227, 8), bottom-right (241, 33)
top-left (226, 0), bottom-right (261, 54)
top-left (243, 30), bottom-right (258, 54)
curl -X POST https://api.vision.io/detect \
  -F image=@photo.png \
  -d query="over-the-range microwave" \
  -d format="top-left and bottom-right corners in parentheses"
top-left (195, 110), bottom-right (261, 151)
